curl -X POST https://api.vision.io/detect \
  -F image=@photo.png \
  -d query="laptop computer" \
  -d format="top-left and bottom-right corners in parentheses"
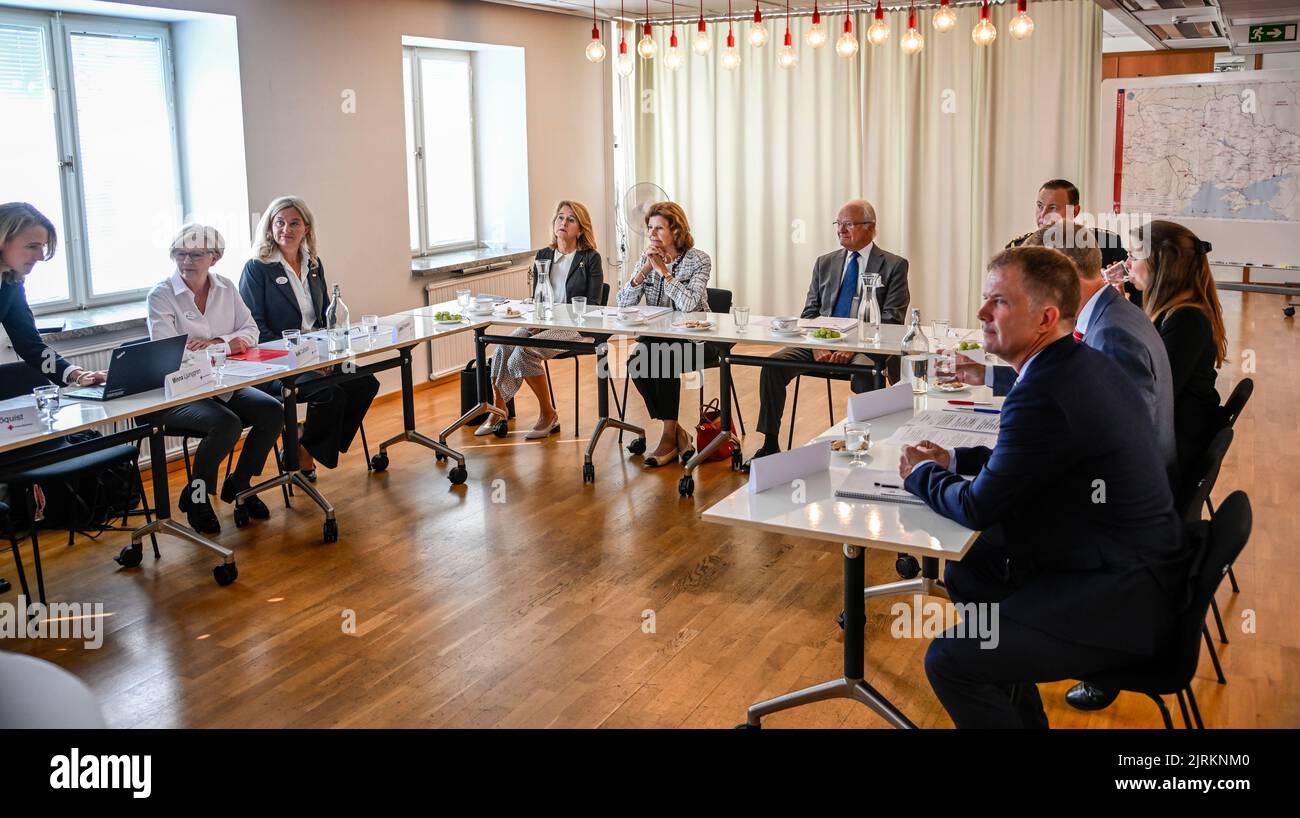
top-left (64, 335), bottom-right (189, 401)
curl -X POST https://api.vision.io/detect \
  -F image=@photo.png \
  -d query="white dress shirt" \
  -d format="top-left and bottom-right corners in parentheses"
top-left (549, 249), bottom-right (574, 304)
top-left (1074, 283), bottom-right (1107, 338)
top-left (267, 247), bottom-right (318, 332)
top-left (147, 270), bottom-right (260, 348)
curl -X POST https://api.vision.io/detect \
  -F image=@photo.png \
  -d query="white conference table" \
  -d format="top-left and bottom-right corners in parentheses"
top-left (408, 297), bottom-right (977, 490)
top-left (702, 387), bottom-right (1000, 728)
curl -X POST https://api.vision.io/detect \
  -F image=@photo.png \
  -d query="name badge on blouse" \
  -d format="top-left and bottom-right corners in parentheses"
top-left (276, 276), bottom-right (289, 284)
top-left (184, 310), bottom-right (198, 320)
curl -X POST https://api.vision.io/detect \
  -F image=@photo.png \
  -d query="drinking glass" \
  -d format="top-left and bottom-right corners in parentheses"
top-left (455, 288), bottom-right (472, 312)
top-left (362, 314), bottom-right (380, 346)
top-left (209, 347), bottom-right (227, 384)
top-left (570, 296), bottom-right (587, 324)
top-left (732, 306), bottom-right (750, 332)
top-left (33, 385), bottom-right (60, 424)
top-left (930, 319), bottom-right (951, 345)
top-left (282, 329), bottom-right (301, 349)
top-left (844, 421), bottom-right (871, 467)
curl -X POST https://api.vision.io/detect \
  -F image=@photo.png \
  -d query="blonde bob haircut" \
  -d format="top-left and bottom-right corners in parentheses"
top-left (254, 196), bottom-right (319, 267)
top-left (550, 200), bottom-right (598, 252)
top-left (0, 202), bottom-right (57, 284)
top-left (169, 223), bottom-right (226, 260)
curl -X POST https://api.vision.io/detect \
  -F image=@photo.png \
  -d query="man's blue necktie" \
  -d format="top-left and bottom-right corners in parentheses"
top-left (832, 251), bottom-right (861, 317)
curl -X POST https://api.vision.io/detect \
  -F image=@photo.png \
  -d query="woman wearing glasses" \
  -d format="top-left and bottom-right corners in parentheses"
top-left (616, 201), bottom-right (711, 467)
top-left (1123, 220), bottom-right (1226, 492)
top-left (239, 196), bottom-right (380, 481)
top-left (478, 200), bottom-right (604, 439)
top-left (146, 223), bottom-right (284, 534)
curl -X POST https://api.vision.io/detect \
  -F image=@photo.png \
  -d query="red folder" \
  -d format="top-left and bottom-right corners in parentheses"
top-left (229, 348), bottom-right (289, 362)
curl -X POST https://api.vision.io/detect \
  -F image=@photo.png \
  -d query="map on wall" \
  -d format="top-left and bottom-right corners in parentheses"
top-left (1112, 79), bottom-right (1300, 223)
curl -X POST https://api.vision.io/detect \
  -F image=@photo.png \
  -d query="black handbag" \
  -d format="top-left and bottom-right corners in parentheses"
top-left (460, 360), bottom-right (514, 426)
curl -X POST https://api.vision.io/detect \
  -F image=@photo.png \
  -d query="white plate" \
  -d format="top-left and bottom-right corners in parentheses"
top-left (672, 321), bottom-right (714, 331)
top-left (807, 332), bottom-right (847, 343)
top-left (768, 327), bottom-right (804, 336)
top-left (493, 309), bottom-right (525, 319)
top-left (930, 382), bottom-right (971, 394)
top-left (435, 317), bottom-right (466, 325)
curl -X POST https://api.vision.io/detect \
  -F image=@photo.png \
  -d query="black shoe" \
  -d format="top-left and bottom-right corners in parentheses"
top-left (1065, 682), bottom-right (1119, 711)
top-left (221, 478), bottom-right (270, 520)
top-left (177, 492), bottom-right (221, 535)
top-left (0, 578), bottom-right (10, 594)
top-left (740, 444), bottom-right (781, 473)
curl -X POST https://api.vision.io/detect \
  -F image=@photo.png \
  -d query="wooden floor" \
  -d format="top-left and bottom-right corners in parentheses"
top-left (4, 290), bottom-right (1296, 728)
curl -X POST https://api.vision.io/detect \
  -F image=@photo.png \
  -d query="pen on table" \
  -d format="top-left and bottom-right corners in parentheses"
top-left (874, 481), bottom-right (902, 489)
top-left (944, 407), bottom-right (1000, 415)
top-left (947, 400), bottom-right (992, 406)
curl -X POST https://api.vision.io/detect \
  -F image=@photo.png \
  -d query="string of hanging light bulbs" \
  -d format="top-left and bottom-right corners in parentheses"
top-left (588, 0), bottom-right (1034, 67)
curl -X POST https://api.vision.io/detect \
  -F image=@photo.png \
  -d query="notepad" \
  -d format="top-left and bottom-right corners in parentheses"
top-left (834, 468), bottom-right (927, 505)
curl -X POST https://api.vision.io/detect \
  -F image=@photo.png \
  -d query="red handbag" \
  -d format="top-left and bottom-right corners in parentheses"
top-left (695, 398), bottom-right (736, 461)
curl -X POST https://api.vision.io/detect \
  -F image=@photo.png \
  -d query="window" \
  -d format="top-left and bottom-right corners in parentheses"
top-left (403, 47), bottom-right (479, 255)
top-left (0, 10), bottom-right (181, 312)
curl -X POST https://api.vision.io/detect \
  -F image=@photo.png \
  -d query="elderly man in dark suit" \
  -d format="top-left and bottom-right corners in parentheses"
top-left (747, 199), bottom-right (910, 464)
top-left (901, 246), bottom-right (1185, 729)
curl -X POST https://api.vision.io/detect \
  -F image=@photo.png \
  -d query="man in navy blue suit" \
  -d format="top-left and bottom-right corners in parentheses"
top-left (899, 246), bottom-right (1185, 729)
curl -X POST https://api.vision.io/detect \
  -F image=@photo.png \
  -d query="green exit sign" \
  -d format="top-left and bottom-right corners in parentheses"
top-left (1249, 23), bottom-right (1297, 43)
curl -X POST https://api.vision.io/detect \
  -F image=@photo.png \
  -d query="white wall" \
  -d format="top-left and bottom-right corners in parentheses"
top-left (99, 0), bottom-right (614, 390)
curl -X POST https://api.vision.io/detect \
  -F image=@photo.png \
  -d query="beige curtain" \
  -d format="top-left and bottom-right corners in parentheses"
top-left (616, 0), bottom-right (1102, 325)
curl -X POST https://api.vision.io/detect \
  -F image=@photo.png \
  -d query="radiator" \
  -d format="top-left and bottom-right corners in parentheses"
top-left (423, 263), bottom-right (531, 379)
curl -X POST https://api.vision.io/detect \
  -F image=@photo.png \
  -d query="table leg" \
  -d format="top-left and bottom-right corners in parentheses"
top-left (373, 346), bottom-right (468, 484)
top-left (741, 543), bottom-right (917, 729)
top-left (582, 338), bottom-right (643, 483)
top-left (128, 425), bottom-right (237, 585)
top-left (238, 379), bottom-right (338, 543)
top-left (439, 327), bottom-right (507, 443)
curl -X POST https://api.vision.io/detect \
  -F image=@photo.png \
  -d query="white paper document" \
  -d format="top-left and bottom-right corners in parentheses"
top-left (907, 409), bottom-right (1000, 435)
top-left (884, 425), bottom-right (995, 450)
top-left (797, 316), bottom-right (860, 331)
top-left (222, 360), bottom-right (290, 379)
top-left (747, 440), bottom-right (832, 494)
top-left (597, 305), bottom-right (673, 319)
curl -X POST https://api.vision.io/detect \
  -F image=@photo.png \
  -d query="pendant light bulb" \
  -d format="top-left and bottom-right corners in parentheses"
top-left (973, 0), bottom-right (997, 46)
top-left (1010, 1), bottom-right (1034, 39)
top-left (806, 8), bottom-right (827, 48)
top-left (901, 6), bottom-right (923, 54)
top-left (748, 6), bottom-right (769, 47)
top-left (693, 17), bottom-right (711, 54)
top-left (933, 0), bottom-right (957, 34)
top-left (867, 1), bottom-right (889, 46)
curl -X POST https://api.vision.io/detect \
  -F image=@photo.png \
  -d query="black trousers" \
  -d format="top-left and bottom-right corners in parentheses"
top-left (267, 372), bottom-right (380, 469)
top-left (755, 346), bottom-right (897, 439)
top-left (158, 388), bottom-right (284, 497)
top-left (628, 338), bottom-right (700, 422)
top-left (924, 538), bottom-right (1146, 729)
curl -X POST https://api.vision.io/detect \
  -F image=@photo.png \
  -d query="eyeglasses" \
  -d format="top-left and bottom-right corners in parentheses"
top-left (833, 221), bottom-right (874, 230)
top-left (173, 251), bottom-right (213, 261)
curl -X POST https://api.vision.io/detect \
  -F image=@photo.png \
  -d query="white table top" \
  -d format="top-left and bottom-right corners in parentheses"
top-left (0, 311), bottom-right (471, 456)
top-left (701, 388), bottom-right (1002, 560)
top-left (406, 298), bottom-right (978, 357)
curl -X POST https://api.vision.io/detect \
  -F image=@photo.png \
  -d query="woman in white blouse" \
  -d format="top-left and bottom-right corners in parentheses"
top-left (146, 223), bottom-right (284, 534)
top-left (617, 201), bottom-right (711, 466)
top-left (479, 201), bottom-right (604, 439)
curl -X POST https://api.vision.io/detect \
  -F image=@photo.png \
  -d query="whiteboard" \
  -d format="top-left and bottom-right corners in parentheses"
top-left (1095, 69), bottom-right (1300, 282)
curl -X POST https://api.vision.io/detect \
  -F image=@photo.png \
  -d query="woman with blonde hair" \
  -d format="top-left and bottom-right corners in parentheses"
top-left (1125, 219), bottom-right (1226, 484)
top-left (238, 196), bottom-right (379, 480)
top-left (478, 200), bottom-right (604, 438)
top-left (146, 223), bottom-right (284, 533)
top-left (616, 201), bottom-right (711, 467)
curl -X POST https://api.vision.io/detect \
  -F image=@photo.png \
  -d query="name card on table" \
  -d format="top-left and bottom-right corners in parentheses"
top-left (747, 440), bottom-right (832, 494)
top-left (286, 340), bottom-right (322, 369)
top-left (847, 381), bottom-right (913, 422)
top-left (0, 398), bottom-right (39, 442)
top-left (382, 317), bottom-right (416, 343)
top-left (164, 361), bottom-right (217, 400)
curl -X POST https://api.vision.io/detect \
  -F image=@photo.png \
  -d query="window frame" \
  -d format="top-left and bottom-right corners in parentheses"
top-left (0, 8), bottom-right (183, 315)
top-left (403, 45), bottom-right (481, 258)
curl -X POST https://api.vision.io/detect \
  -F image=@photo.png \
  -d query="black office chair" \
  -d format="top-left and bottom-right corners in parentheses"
top-left (177, 434), bottom-right (290, 525)
top-left (1081, 490), bottom-right (1252, 729)
top-left (1178, 426), bottom-right (1234, 683)
top-left (1206, 377), bottom-right (1252, 595)
top-left (0, 363), bottom-right (156, 605)
top-left (616, 287), bottom-right (746, 454)
top-left (543, 282), bottom-right (624, 435)
top-left (786, 363), bottom-right (888, 451)
top-left (0, 501), bottom-right (16, 596)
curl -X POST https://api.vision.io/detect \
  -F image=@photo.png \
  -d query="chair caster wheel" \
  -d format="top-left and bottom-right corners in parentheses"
top-left (436, 453), bottom-right (447, 463)
top-left (678, 475), bottom-right (695, 497)
top-left (896, 554), bottom-right (920, 579)
top-left (370, 453), bottom-right (389, 472)
top-left (492, 420), bottom-right (509, 438)
top-left (213, 562), bottom-right (238, 586)
top-left (1286, 305), bottom-right (1296, 318)
top-left (323, 518), bottom-right (339, 543)
top-left (115, 546), bottom-right (143, 568)
top-left (735, 722), bottom-right (761, 729)
top-left (836, 609), bottom-right (846, 630)
top-left (233, 505), bottom-right (250, 528)
top-left (448, 466), bottom-right (468, 485)
top-left (731, 449), bottom-right (743, 471)
top-left (681, 448), bottom-right (695, 463)
top-left (582, 463), bottom-right (595, 483)
top-left (627, 437), bottom-right (646, 456)
top-left (0, 578), bottom-right (11, 593)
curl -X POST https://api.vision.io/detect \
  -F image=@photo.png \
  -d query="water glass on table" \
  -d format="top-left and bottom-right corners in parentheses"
top-left (208, 346), bottom-right (227, 384)
top-left (33, 384), bottom-right (60, 424)
top-left (844, 421), bottom-right (871, 467)
top-left (732, 306), bottom-right (750, 332)
top-left (570, 296), bottom-right (587, 324)
top-left (930, 319), bottom-right (951, 344)
top-left (362, 314), bottom-right (380, 346)
top-left (456, 288), bottom-right (472, 312)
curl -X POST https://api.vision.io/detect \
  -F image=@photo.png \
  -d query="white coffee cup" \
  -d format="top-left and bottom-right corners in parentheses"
top-left (770, 316), bottom-right (798, 332)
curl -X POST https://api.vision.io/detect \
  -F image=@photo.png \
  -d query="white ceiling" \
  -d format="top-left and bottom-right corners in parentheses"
top-left (1096, 0), bottom-right (1300, 54)
top-left (488, 0), bottom-right (1009, 23)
